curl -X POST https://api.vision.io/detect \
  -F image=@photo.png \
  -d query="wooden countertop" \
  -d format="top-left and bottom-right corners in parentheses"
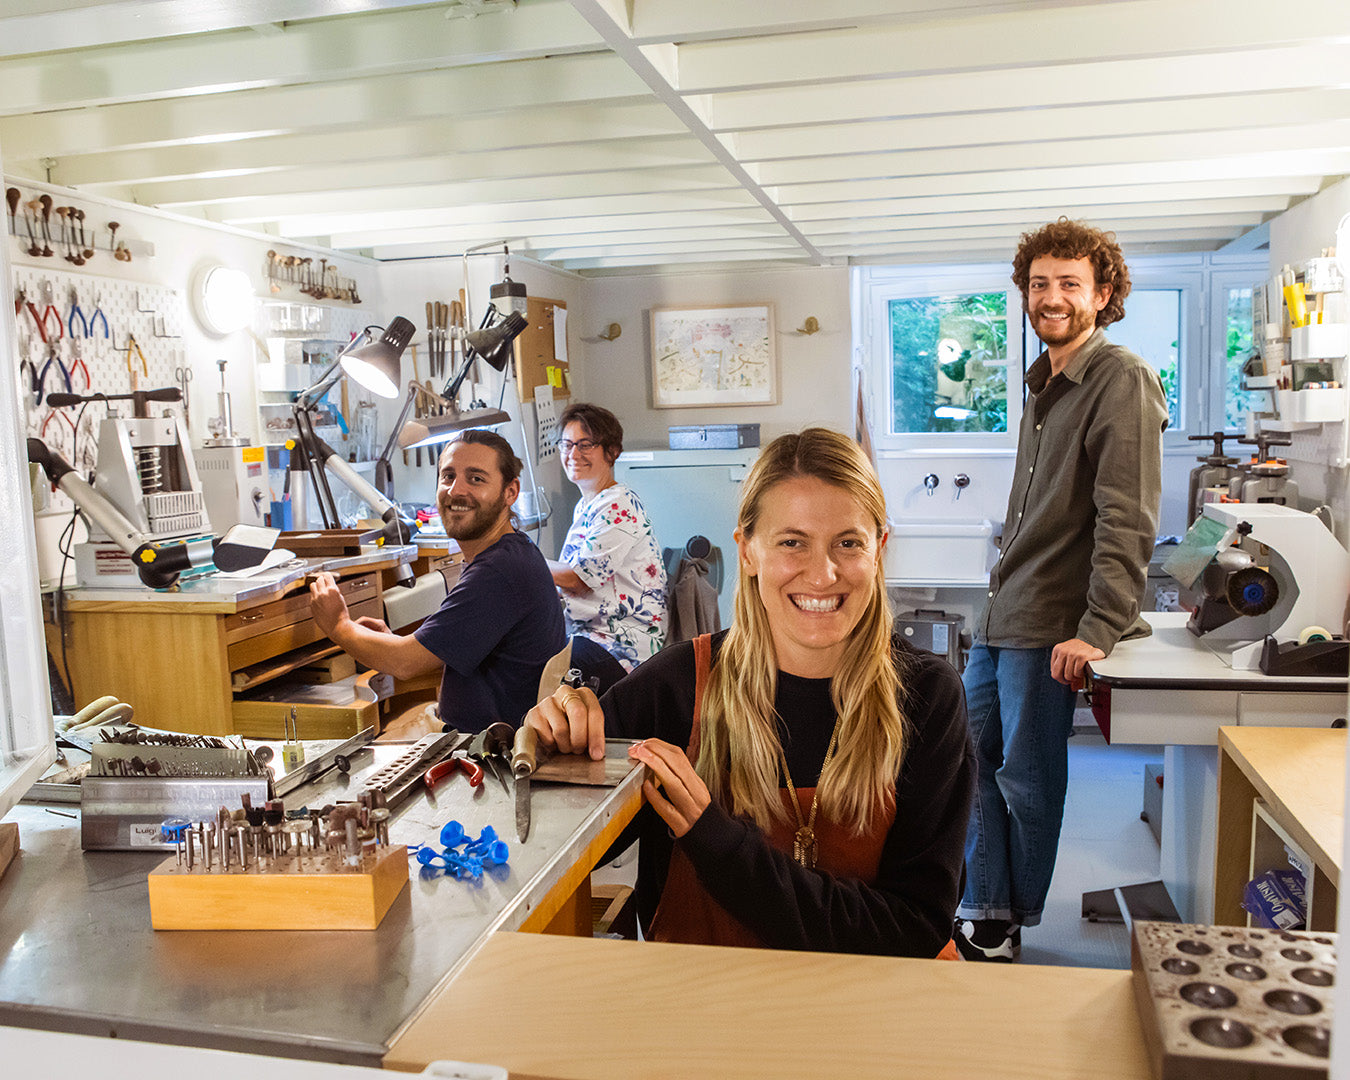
top-left (384, 933), bottom-right (1152, 1079)
top-left (1218, 725), bottom-right (1346, 879)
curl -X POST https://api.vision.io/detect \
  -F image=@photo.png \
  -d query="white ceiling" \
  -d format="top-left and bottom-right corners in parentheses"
top-left (2, 0), bottom-right (1347, 274)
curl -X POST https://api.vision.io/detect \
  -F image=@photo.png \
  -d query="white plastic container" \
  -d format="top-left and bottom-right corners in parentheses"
top-left (1282, 387), bottom-right (1348, 424)
top-left (884, 518), bottom-right (994, 586)
top-left (1289, 322), bottom-right (1347, 360)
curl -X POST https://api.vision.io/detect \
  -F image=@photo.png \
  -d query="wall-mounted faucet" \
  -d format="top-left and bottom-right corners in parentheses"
top-left (923, 473), bottom-right (939, 496)
top-left (954, 473), bottom-right (970, 500)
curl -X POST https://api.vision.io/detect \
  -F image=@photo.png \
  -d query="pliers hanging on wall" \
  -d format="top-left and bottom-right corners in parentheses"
top-left (87, 291), bottom-right (110, 341)
top-left (67, 286), bottom-right (89, 338)
top-left (125, 333), bottom-right (148, 387)
top-left (36, 342), bottom-right (72, 405)
top-left (33, 285), bottom-right (64, 346)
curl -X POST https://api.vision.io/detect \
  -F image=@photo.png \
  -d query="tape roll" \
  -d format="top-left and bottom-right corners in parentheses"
top-left (1297, 625), bottom-right (1332, 645)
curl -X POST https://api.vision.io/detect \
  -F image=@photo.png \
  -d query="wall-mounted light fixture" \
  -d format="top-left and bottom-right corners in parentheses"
top-left (598, 322), bottom-right (622, 341)
top-left (796, 316), bottom-right (820, 335)
top-left (192, 264), bottom-right (254, 337)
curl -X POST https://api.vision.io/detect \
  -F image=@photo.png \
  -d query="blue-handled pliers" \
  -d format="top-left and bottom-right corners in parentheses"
top-left (36, 343), bottom-right (72, 405)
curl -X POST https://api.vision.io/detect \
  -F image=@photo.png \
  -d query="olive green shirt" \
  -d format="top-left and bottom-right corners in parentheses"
top-left (976, 328), bottom-right (1167, 654)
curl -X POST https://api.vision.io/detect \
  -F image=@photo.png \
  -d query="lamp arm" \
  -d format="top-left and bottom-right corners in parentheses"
top-left (374, 383), bottom-right (423, 499)
top-left (307, 433), bottom-right (418, 559)
top-left (28, 437), bottom-right (241, 589)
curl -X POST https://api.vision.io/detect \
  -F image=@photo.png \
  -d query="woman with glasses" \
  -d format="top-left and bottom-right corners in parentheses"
top-left (526, 428), bottom-right (973, 956)
top-left (547, 403), bottom-right (667, 688)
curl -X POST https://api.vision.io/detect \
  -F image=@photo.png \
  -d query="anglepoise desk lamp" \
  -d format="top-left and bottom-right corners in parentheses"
top-left (392, 310), bottom-right (527, 454)
top-left (288, 317), bottom-right (419, 561)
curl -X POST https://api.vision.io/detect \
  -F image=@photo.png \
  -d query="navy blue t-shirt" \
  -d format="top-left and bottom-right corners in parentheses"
top-left (414, 531), bottom-right (565, 734)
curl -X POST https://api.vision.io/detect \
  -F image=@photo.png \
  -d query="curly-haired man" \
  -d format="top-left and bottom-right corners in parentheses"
top-left (955, 218), bottom-right (1168, 962)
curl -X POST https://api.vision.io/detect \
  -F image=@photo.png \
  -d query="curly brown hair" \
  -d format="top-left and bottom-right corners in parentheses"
top-left (1011, 217), bottom-right (1130, 327)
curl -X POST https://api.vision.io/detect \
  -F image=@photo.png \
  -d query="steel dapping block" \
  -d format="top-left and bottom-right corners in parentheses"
top-left (1131, 920), bottom-right (1335, 1078)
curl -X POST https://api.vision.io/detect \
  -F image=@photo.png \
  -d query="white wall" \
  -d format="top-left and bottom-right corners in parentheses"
top-left (574, 266), bottom-right (853, 447)
top-left (1266, 178), bottom-right (1350, 539)
top-left (6, 176), bottom-right (379, 450)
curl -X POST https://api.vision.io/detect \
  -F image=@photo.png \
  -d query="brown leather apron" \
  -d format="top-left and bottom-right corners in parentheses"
top-left (647, 634), bottom-right (959, 960)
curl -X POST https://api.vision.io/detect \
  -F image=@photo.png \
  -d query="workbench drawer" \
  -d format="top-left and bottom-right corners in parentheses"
top-left (224, 574), bottom-right (379, 644)
top-left (231, 674), bottom-right (379, 739)
top-left (227, 597), bottom-right (381, 670)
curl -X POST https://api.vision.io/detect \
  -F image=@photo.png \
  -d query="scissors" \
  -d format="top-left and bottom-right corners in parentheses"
top-left (175, 364), bottom-right (193, 427)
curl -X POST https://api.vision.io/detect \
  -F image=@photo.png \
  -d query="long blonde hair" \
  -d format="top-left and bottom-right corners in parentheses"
top-left (695, 428), bottom-right (908, 834)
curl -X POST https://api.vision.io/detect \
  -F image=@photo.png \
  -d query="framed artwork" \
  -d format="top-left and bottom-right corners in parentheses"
top-left (649, 304), bottom-right (777, 408)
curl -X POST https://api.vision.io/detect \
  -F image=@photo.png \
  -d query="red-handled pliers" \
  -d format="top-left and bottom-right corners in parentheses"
top-left (424, 751), bottom-right (484, 792)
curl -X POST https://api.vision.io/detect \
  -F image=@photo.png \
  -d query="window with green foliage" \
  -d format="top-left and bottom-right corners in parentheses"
top-left (888, 292), bottom-right (1008, 434)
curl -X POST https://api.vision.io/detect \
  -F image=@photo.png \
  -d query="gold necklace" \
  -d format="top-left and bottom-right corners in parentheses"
top-left (778, 714), bottom-right (844, 869)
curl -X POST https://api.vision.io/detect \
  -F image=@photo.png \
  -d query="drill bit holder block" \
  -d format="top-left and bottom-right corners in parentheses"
top-left (148, 843), bottom-right (408, 931)
top-left (1131, 920), bottom-right (1335, 1079)
top-left (147, 796), bottom-right (408, 930)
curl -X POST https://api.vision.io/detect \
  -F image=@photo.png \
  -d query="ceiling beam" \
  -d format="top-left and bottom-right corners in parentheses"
top-left (725, 89), bottom-right (1350, 162)
top-left (670, 0), bottom-right (1350, 93)
top-left (0, 52), bottom-right (647, 160)
top-left (0, 0), bottom-right (600, 115)
top-left (567, 0), bottom-right (830, 264)
top-left (703, 44), bottom-right (1350, 131)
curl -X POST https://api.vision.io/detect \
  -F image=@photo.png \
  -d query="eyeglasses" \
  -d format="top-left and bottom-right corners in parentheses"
top-left (558, 438), bottom-right (600, 454)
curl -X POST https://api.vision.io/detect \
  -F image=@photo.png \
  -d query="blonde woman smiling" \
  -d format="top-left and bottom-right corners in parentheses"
top-left (527, 428), bottom-right (973, 956)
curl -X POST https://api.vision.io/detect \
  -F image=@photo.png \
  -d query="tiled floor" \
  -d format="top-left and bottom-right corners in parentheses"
top-left (593, 715), bottom-right (1165, 971)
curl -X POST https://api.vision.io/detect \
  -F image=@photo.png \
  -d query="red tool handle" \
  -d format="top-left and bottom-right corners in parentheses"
top-left (424, 754), bottom-right (484, 791)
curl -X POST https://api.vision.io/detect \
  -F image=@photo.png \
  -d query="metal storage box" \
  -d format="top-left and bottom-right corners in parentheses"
top-left (668, 424), bottom-right (760, 450)
top-left (894, 608), bottom-right (966, 671)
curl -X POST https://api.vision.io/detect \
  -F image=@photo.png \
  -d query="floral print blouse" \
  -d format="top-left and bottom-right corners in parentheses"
top-left (559, 484), bottom-right (667, 670)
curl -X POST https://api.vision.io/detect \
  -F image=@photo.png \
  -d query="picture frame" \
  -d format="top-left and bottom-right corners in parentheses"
top-left (649, 303), bottom-right (777, 408)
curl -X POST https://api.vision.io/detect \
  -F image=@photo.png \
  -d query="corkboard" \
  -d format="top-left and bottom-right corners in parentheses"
top-left (512, 296), bottom-right (570, 402)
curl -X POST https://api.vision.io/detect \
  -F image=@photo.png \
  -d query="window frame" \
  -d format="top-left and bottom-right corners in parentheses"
top-left (858, 262), bottom-right (1024, 456)
top-left (858, 253), bottom-right (1270, 457)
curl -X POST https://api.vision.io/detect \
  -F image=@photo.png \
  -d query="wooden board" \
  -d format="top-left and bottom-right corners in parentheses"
top-left (148, 842), bottom-right (408, 930)
top-left (385, 932), bottom-right (1152, 1078)
top-left (278, 529), bottom-right (365, 556)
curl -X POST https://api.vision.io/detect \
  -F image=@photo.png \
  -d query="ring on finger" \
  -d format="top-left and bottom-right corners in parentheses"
top-left (558, 690), bottom-right (581, 710)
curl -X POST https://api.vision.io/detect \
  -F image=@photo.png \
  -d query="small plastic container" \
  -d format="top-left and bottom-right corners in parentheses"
top-left (1280, 387), bottom-right (1347, 424)
top-left (1290, 323), bottom-right (1347, 361)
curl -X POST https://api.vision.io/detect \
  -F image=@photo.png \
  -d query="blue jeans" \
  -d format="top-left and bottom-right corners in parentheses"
top-left (957, 644), bottom-right (1077, 928)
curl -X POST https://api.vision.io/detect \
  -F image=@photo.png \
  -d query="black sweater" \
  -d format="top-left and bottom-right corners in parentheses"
top-left (601, 632), bottom-right (974, 957)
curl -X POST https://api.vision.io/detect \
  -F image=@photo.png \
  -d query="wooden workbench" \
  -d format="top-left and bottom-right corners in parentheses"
top-left (49, 548), bottom-right (412, 737)
top-left (1215, 724), bottom-right (1345, 930)
top-left (385, 932), bottom-right (1152, 1079)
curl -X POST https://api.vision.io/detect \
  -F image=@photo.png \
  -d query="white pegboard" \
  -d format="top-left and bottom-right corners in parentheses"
top-left (12, 263), bottom-right (186, 468)
top-left (1282, 423), bottom-right (1348, 469)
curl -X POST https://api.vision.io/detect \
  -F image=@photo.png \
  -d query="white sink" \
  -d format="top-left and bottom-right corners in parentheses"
top-left (885, 518), bottom-right (995, 586)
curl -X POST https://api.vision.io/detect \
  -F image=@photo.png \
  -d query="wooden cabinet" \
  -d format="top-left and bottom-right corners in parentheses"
top-left (1214, 726), bottom-right (1343, 931)
top-left (54, 557), bottom-right (404, 738)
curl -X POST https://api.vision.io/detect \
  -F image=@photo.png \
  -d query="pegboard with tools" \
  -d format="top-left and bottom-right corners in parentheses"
top-left (13, 264), bottom-right (186, 468)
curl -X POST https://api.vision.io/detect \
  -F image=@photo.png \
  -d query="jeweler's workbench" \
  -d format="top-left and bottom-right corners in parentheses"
top-left (0, 737), bottom-right (643, 1067)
